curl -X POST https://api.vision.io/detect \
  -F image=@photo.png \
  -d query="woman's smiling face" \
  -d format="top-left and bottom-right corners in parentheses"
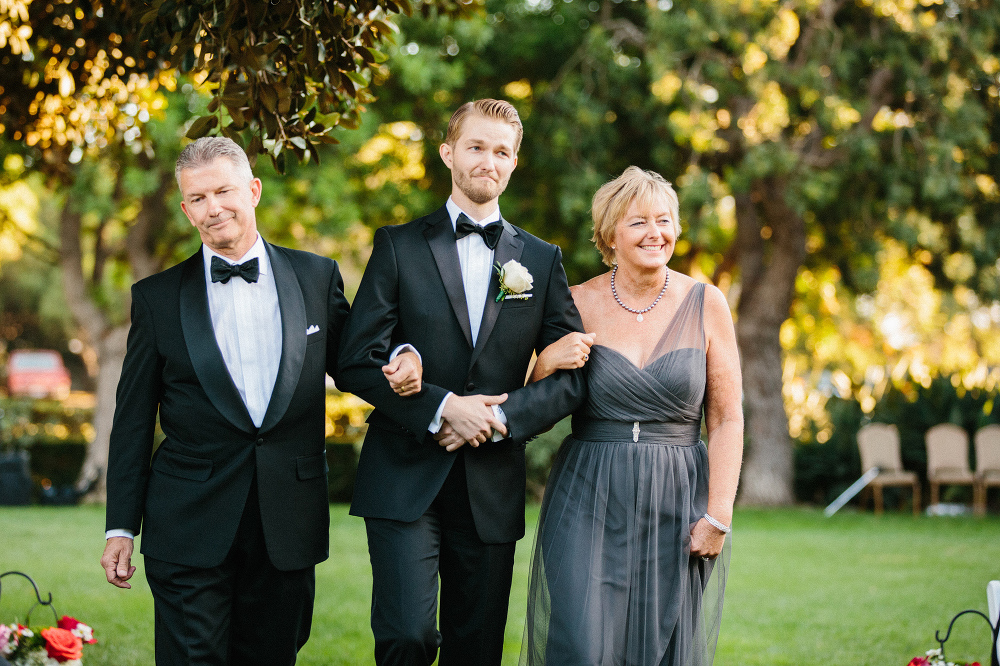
top-left (612, 195), bottom-right (677, 271)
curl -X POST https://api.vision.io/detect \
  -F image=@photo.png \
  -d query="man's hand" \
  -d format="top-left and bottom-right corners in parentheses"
top-left (434, 422), bottom-right (467, 452)
top-left (439, 393), bottom-right (508, 447)
top-left (383, 351), bottom-right (422, 396)
top-left (102, 536), bottom-right (136, 589)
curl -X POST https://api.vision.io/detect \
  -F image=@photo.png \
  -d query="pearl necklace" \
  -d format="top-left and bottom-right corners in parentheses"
top-left (610, 264), bottom-right (669, 322)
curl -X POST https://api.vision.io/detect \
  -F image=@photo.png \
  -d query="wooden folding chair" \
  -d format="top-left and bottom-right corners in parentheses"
top-left (974, 424), bottom-right (1000, 516)
top-left (926, 423), bottom-right (976, 508)
top-left (858, 423), bottom-right (920, 515)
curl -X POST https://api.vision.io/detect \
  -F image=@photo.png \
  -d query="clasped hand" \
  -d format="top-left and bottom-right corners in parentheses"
top-left (434, 393), bottom-right (508, 452)
top-left (531, 331), bottom-right (596, 382)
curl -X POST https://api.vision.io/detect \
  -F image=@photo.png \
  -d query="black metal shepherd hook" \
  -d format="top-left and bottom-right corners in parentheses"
top-left (0, 571), bottom-right (60, 626)
top-left (935, 609), bottom-right (1000, 666)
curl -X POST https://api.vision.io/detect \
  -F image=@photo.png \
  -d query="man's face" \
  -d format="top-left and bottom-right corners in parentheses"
top-left (179, 157), bottom-right (262, 260)
top-left (439, 114), bottom-right (518, 210)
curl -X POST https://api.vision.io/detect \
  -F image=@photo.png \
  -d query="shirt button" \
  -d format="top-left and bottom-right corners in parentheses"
top-left (256, 438), bottom-right (264, 447)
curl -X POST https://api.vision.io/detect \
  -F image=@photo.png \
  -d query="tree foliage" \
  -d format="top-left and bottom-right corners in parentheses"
top-left (0, 0), bottom-right (475, 175)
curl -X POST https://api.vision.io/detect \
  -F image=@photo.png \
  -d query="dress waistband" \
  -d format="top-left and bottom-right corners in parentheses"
top-left (571, 416), bottom-right (702, 446)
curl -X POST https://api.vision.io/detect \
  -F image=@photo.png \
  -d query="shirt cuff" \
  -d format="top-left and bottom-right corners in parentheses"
top-left (429, 392), bottom-right (452, 434)
top-left (390, 344), bottom-right (421, 365)
top-left (106, 529), bottom-right (134, 540)
top-left (491, 405), bottom-right (508, 441)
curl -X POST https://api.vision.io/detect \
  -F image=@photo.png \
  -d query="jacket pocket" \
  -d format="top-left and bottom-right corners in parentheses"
top-left (296, 452), bottom-right (329, 480)
top-left (502, 297), bottom-right (536, 310)
top-left (152, 449), bottom-right (212, 481)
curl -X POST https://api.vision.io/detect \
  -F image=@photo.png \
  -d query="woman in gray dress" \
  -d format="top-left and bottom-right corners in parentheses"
top-left (521, 167), bottom-right (744, 665)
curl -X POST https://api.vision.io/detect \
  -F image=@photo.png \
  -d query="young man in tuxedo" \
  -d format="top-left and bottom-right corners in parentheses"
top-left (338, 99), bottom-right (586, 665)
top-left (99, 136), bottom-right (418, 665)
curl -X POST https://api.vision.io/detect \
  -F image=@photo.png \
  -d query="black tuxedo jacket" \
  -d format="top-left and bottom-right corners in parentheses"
top-left (105, 242), bottom-right (351, 571)
top-left (338, 206), bottom-right (585, 543)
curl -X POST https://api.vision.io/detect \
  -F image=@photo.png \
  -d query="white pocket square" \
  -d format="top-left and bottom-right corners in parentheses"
top-left (306, 325), bottom-right (320, 335)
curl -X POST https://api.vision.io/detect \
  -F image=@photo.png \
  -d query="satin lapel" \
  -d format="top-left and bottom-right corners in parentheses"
top-left (470, 219), bottom-right (524, 368)
top-left (425, 208), bottom-right (474, 348)
top-left (179, 251), bottom-right (256, 433)
top-left (260, 243), bottom-right (307, 434)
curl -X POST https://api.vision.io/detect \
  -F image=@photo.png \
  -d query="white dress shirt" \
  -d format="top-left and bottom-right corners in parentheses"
top-left (448, 198), bottom-right (499, 345)
top-left (202, 236), bottom-right (282, 429)
top-left (428, 198), bottom-right (506, 437)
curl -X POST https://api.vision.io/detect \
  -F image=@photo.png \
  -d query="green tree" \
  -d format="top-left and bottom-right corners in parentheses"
top-left (0, 0), bottom-right (468, 168)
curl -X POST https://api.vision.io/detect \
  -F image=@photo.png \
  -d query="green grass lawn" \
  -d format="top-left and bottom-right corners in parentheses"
top-left (2, 505), bottom-right (997, 665)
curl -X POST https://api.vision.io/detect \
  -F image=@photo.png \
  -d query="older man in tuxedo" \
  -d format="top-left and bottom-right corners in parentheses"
top-left (100, 136), bottom-right (417, 665)
top-left (338, 99), bottom-right (586, 665)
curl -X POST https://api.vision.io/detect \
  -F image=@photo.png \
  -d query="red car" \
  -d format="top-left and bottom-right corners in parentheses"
top-left (6, 349), bottom-right (72, 399)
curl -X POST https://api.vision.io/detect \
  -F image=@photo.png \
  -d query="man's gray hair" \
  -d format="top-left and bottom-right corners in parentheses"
top-left (175, 137), bottom-right (254, 188)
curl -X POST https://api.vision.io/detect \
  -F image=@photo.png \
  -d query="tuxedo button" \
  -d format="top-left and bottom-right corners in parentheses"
top-left (465, 382), bottom-right (475, 392)
top-left (256, 438), bottom-right (264, 447)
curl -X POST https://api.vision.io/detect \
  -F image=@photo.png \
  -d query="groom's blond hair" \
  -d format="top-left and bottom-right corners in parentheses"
top-left (445, 99), bottom-right (523, 155)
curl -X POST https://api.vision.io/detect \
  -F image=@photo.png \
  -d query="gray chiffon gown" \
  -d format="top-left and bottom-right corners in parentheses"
top-left (521, 282), bottom-right (729, 666)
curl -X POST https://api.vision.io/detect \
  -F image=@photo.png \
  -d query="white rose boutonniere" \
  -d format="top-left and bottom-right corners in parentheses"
top-left (495, 259), bottom-right (534, 302)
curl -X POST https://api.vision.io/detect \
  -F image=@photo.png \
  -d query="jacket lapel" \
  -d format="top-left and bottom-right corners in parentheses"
top-left (425, 207), bottom-right (474, 349)
top-left (470, 219), bottom-right (523, 368)
top-left (179, 250), bottom-right (256, 433)
top-left (259, 242), bottom-right (306, 433)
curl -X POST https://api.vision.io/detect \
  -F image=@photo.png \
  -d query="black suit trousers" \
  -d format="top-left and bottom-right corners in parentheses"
top-left (365, 453), bottom-right (516, 666)
top-left (144, 475), bottom-right (315, 666)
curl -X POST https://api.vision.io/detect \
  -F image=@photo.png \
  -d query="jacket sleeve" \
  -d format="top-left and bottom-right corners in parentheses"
top-left (500, 246), bottom-right (587, 445)
top-left (105, 285), bottom-right (162, 535)
top-left (324, 260), bottom-right (353, 380)
top-left (336, 227), bottom-right (450, 436)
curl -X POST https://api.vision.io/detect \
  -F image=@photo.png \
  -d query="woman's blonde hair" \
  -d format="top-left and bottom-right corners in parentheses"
top-left (591, 166), bottom-right (680, 267)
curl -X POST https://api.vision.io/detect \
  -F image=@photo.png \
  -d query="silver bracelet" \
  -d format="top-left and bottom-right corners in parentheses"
top-left (703, 513), bottom-right (731, 534)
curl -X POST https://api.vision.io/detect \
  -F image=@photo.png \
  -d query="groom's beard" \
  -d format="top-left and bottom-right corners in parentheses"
top-left (454, 169), bottom-right (511, 205)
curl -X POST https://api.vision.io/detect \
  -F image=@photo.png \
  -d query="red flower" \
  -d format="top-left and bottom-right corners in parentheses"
top-left (58, 615), bottom-right (97, 644)
top-left (57, 616), bottom-right (80, 631)
top-left (40, 627), bottom-right (83, 662)
top-left (907, 659), bottom-right (930, 666)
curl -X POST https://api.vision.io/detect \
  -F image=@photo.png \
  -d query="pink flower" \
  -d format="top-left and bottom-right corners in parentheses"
top-left (907, 659), bottom-right (930, 666)
top-left (0, 624), bottom-right (13, 655)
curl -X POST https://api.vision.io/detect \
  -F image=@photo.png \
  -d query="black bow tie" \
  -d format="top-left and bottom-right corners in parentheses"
top-left (210, 256), bottom-right (260, 284)
top-left (455, 214), bottom-right (503, 250)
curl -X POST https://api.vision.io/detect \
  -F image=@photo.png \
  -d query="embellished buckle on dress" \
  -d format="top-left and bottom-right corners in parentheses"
top-left (632, 421), bottom-right (640, 442)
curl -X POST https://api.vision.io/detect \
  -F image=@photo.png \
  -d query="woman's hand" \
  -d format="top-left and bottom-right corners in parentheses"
top-left (530, 332), bottom-right (596, 382)
top-left (689, 516), bottom-right (728, 561)
top-left (382, 351), bottom-right (422, 396)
